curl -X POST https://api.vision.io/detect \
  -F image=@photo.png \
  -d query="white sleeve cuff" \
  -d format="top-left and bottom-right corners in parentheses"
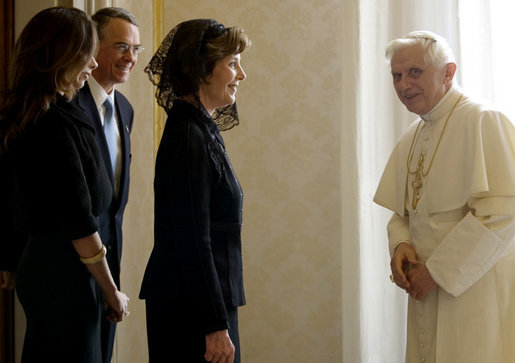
top-left (387, 213), bottom-right (411, 257)
top-left (426, 212), bottom-right (511, 297)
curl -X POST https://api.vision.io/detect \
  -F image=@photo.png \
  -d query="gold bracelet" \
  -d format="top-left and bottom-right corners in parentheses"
top-left (79, 245), bottom-right (107, 265)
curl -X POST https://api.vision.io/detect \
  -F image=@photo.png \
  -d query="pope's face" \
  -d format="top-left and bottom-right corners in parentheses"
top-left (390, 45), bottom-right (452, 115)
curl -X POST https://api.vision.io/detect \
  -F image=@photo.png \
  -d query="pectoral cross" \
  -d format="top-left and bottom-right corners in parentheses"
top-left (411, 153), bottom-right (424, 210)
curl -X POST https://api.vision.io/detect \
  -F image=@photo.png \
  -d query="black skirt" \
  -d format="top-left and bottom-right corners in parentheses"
top-left (145, 298), bottom-right (240, 363)
top-left (15, 234), bottom-right (103, 363)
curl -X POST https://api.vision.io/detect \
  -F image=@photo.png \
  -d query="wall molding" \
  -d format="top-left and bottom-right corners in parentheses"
top-left (152, 0), bottom-right (165, 156)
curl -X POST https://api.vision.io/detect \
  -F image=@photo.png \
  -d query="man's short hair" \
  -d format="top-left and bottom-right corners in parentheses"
top-left (92, 7), bottom-right (138, 40)
top-left (385, 30), bottom-right (455, 68)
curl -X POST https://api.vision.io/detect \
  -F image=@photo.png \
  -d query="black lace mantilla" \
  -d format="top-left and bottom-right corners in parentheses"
top-left (145, 19), bottom-right (240, 131)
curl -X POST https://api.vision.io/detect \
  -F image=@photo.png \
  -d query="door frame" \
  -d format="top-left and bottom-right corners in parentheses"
top-left (0, 0), bottom-right (16, 362)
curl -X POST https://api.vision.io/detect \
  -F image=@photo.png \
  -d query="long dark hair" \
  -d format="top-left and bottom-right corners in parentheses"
top-left (0, 7), bottom-right (98, 153)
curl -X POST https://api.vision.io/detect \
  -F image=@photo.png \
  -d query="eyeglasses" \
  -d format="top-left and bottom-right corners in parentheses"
top-left (112, 42), bottom-right (145, 55)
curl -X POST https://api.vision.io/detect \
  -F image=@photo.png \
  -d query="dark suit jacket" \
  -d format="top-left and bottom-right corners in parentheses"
top-left (139, 100), bottom-right (245, 335)
top-left (73, 83), bottom-right (133, 287)
top-left (0, 94), bottom-right (111, 271)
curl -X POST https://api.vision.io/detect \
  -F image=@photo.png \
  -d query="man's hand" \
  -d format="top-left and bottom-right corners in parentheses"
top-left (0, 271), bottom-right (15, 290)
top-left (205, 329), bottom-right (235, 363)
top-left (406, 263), bottom-right (438, 301)
top-left (390, 242), bottom-right (418, 290)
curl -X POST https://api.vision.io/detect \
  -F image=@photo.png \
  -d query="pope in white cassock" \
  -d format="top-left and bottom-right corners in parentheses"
top-left (374, 31), bottom-right (515, 362)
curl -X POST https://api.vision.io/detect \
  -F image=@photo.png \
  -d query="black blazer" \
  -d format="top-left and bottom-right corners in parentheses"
top-left (73, 83), bottom-right (133, 287)
top-left (0, 95), bottom-right (112, 269)
top-left (140, 100), bottom-right (245, 334)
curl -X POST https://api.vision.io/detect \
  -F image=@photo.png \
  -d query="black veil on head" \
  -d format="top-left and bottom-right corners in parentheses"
top-left (145, 19), bottom-right (240, 131)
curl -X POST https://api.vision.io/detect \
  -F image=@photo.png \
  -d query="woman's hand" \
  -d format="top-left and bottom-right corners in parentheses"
top-left (205, 329), bottom-right (235, 363)
top-left (72, 233), bottom-right (130, 322)
top-left (102, 289), bottom-right (130, 323)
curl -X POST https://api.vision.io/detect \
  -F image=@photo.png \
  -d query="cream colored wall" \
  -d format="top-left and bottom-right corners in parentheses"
top-left (13, 0), bottom-right (359, 362)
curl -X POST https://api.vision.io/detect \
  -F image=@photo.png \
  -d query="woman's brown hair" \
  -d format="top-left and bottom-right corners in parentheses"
top-left (0, 6), bottom-right (98, 152)
top-left (202, 27), bottom-right (251, 83)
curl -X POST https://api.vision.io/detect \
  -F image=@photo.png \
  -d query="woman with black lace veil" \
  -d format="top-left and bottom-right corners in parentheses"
top-left (139, 19), bottom-right (251, 363)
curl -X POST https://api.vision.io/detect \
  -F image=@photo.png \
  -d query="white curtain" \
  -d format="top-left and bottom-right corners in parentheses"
top-left (458, 0), bottom-right (515, 120)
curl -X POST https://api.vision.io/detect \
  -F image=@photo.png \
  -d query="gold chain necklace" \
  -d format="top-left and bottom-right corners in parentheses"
top-left (406, 94), bottom-right (463, 210)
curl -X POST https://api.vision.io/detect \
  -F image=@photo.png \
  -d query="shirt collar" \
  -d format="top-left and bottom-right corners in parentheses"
top-left (88, 75), bottom-right (116, 110)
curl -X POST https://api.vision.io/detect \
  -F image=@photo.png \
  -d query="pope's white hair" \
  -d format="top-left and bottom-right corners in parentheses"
top-left (385, 30), bottom-right (456, 68)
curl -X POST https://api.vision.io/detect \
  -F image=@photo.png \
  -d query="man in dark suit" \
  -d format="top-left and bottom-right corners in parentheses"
top-left (73, 7), bottom-right (141, 363)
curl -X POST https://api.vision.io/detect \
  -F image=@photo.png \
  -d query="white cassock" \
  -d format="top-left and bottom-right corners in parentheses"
top-left (374, 85), bottom-right (515, 363)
